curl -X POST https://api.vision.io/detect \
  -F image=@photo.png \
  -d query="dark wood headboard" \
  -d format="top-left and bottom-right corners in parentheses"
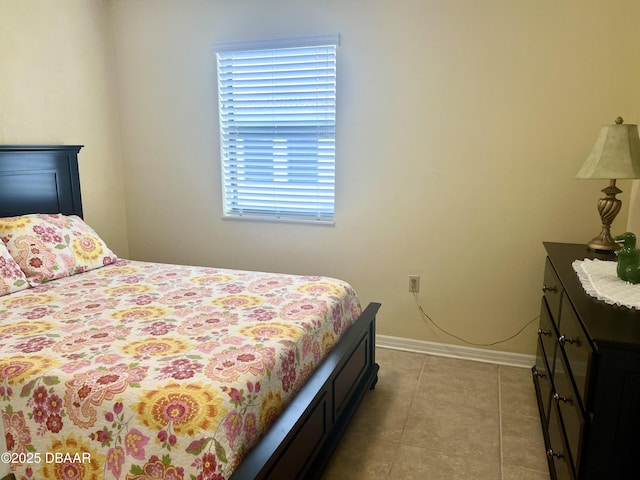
top-left (0, 145), bottom-right (84, 218)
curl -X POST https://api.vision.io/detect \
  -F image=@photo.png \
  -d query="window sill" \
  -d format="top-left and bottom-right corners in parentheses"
top-left (222, 213), bottom-right (335, 226)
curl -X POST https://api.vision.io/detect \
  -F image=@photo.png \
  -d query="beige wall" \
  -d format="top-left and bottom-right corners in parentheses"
top-left (108, 0), bottom-right (640, 356)
top-left (5, 1), bottom-right (640, 356)
top-left (0, 0), bottom-right (129, 257)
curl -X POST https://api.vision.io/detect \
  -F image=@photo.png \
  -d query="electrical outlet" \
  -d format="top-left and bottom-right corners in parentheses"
top-left (409, 275), bottom-right (420, 293)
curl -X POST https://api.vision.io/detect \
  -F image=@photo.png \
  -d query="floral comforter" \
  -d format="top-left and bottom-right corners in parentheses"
top-left (0, 260), bottom-right (361, 480)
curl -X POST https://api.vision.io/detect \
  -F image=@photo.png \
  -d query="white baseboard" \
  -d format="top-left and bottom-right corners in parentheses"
top-left (376, 334), bottom-right (535, 369)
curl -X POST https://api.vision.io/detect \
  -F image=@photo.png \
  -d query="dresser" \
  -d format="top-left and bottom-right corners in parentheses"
top-left (532, 243), bottom-right (640, 480)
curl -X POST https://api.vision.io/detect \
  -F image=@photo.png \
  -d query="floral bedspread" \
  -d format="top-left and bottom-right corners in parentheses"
top-left (0, 260), bottom-right (361, 480)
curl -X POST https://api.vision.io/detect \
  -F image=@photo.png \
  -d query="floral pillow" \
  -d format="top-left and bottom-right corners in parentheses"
top-left (0, 214), bottom-right (117, 285)
top-left (0, 241), bottom-right (29, 296)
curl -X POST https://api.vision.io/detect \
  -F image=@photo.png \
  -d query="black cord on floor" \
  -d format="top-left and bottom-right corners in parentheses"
top-left (413, 291), bottom-right (539, 347)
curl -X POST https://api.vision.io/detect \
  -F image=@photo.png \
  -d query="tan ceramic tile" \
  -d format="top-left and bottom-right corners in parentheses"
top-left (421, 354), bottom-right (500, 375)
top-left (341, 348), bottom-right (424, 443)
top-left (389, 443), bottom-right (501, 480)
top-left (501, 413), bottom-right (549, 473)
top-left (402, 395), bottom-right (501, 460)
top-left (346, 388), bottom-right (411, 443)
top-left (502, 466), bottom-right (551, 480)
top-left (321, 430), bottom-right (399, 480)
top-left (499, 366), bottom-right (540, 418)
top-left (376, 347), bottom-right (426, 371)
top-left (416, 355), bottom-right (499, 412)
top-left (375, 347), bottom-right (426, 392)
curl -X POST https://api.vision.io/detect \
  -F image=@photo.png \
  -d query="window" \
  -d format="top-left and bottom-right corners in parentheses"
top-left (213, 35), bottom-right (338, 224)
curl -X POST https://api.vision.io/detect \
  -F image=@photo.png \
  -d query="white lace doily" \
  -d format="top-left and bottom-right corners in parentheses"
top-left (572, 259), bottom-right (640, 310)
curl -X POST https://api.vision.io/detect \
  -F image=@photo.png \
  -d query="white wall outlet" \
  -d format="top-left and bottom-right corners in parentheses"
top-left (409, 275), bottom-right (420, 293)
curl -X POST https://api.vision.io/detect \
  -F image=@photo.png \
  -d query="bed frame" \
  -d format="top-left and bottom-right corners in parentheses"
top-left (0, 145), bottom-right (381, 480)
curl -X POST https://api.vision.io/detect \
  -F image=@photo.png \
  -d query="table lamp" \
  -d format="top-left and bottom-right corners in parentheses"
top-left (576, 117), bottom-right (640, 251)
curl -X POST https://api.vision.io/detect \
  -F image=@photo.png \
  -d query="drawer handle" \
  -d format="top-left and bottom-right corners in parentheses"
top-left (537, 328), bottom-right (551, 337)
top-left (533, 368), bottom-right (546, 379)
top-left (558, 335), bottom-right (576, 346)
top-left (542, 284), bottom-right (558, 293)
top-left (547, 449), bottom-right (563, 459)
top-left (553, 392), bottom-right (572, 404)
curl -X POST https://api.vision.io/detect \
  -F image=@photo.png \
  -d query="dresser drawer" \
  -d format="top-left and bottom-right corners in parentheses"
top-left (538, 299), bottom-right (557, 373)
top-left (533, 338), bottom-right (553, 425)
top-left (553, 349), bottom-right (585, 473)
top-left (547, 402), bottom-right (576, 480)
top-left (543, 257), bottom-right (562, 323)
top-left (558, 297), bottom-right (593, 412)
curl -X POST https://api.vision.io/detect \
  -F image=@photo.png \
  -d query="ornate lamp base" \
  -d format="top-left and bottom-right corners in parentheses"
top-left (588, 231), bottom-right (620, 252)
top-left (587, 179), bottom-right (622, 252)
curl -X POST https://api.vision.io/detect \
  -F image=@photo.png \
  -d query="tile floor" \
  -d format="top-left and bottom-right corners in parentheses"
top-left (322, 347), bottom-right (550, 480)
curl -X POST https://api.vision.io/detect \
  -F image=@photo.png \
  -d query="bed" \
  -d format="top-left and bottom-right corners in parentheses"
top-left (0, 145), bottom-right (381, 480)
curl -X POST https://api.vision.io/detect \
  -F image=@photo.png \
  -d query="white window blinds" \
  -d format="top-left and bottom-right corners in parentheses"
top-left (213, 35), bottom-right (338, 223)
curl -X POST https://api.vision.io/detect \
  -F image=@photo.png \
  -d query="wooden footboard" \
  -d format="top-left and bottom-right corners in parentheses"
top-left (230, 302), bottom-right (381, 480)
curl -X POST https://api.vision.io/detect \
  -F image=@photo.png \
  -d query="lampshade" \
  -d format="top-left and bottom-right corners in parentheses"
top-left (576, 117), bottom-right (640, 179)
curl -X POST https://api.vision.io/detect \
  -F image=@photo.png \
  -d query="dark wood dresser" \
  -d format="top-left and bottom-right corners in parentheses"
top-left (532, 242), bottom-right (640, 480)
